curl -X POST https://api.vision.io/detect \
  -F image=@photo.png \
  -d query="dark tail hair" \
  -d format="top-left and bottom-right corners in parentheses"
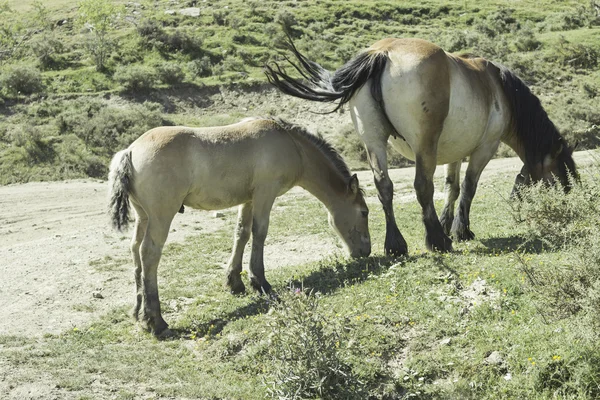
top-left (264, 37), bottom-right (390, 113)
top-left (108, 149), bottom-right (133, 231)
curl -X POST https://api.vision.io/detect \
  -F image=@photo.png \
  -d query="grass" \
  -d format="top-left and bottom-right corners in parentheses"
top-left (3, 158), bottom-right (600, 398)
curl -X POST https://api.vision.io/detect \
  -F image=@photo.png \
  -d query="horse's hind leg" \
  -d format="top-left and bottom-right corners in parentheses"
top-left (226, 202), bottom-right (253, 294)
top-left (451, 141), bottom-right (499, 241)
top-left (130, 200), bottom-right (148, 321)
top-left (414, 144), bottom-right (453, 252)
top-left (440, 161), bottom-right (462, 235)
top-left (350, 90), bottom-right (408, 256)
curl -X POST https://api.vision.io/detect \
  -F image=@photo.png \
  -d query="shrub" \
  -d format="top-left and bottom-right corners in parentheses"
top-left (512, 165), bottom-right (600, 324)
top-left (156, 62), bottom-right (185, 85)
top-left (188, 56), bottom-right (213, 78)
top-left (113, 64), bottom-right (157, 92)
top-left (262, 291), bottom-right (366, 399)
top-left (0, 64), bottom-right (44, 96)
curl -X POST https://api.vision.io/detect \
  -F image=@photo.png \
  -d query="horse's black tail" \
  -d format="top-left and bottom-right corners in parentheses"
top-left (108, 149), bottom-right (133, 232)
top-left (264, 37), bottom-right (390, 113)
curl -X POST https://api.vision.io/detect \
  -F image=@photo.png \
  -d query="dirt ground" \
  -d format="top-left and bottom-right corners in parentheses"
top-left (0, 152), bottom-right (594, 339)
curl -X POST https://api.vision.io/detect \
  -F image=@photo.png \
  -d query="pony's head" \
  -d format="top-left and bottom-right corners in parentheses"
top-left (529, 140), bottom-right (578, 193)
top-left (328, 174), bottom-right (371, 258)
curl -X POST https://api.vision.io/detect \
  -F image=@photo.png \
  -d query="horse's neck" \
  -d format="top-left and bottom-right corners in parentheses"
top-left (297, 141), bottom-right (347, 211)
top-left (502, 132), bottom-right (527, 163)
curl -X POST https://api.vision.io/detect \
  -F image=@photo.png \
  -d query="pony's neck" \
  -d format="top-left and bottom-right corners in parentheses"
top-left (295, 137), bottom-right (349, 212)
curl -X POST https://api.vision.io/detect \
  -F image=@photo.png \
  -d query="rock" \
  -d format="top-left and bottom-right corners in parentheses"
top-left (440, 337), bottom-right (452, 346)
top-left (92, 291), bottom-right (104, 299)
top-left (213, 211), bottom-right (225, 218)
top-left (178, 7), bottom-right (201, 17)
top-left (484, 351), bottom-right (503, 366)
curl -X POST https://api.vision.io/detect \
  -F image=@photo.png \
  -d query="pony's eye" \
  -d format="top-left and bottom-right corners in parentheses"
top-left (361, 211), bottom-right (369, 218)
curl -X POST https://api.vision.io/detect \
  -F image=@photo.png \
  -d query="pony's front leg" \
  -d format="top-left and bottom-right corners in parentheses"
top-left (414, 152), bottom-right (453, 252)
top-left (439, 161), bottom-right (461, 235)
top-left (248, 191), bottom-right (276, 294)
top-left (226, 202), bottom-right (253, 295)
top-left (451, 142), bottom-right (498, 241)
top-left (139, 218), bottom-right (171, 336)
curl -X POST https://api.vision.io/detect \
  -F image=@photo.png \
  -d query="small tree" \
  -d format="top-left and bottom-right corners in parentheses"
top-left (76, 0), bottom-right (123, 71)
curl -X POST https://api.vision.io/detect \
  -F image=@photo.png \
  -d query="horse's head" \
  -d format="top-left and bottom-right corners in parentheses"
top-left (328, 174), bottom-right (371, 258)
top-left (524, 141), bottom-right (578, 193)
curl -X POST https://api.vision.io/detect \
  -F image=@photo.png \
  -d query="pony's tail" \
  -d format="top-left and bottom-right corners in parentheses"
top-left (108, 149), bottom-right (133, 232)
top-left (264, 37), bottom-right (390, 113)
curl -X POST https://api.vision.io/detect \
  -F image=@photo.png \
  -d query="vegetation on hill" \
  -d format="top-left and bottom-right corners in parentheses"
top-left (1, 0), bottom-right (599, 184)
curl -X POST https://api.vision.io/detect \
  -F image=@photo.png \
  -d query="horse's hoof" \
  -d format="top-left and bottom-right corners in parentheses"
top-left (250, 279), bottom-right (272, 295)
top-left (228, 281), bottom-right (246, 295)
top-left (154, 327), bottom-right (174, 339)
top-left (455, 229), bottom-right (475, 242)
top-left (439, 215), bottom-right (454, 236)
top-left (426, 233), bottom-right (453, 252)
top-left (384, 233), bottom-right (408, 257)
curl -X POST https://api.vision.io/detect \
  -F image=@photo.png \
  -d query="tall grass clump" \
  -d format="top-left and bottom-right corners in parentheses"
top-left (262, 290), bottom-right (366, 399)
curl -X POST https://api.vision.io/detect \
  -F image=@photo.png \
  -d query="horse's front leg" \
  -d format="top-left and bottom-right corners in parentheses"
top-left (451, 142), bottom-right (499, 241)
top-left (439, 161), bottom-right (461, 236)
top-left (226, 202), bottom-right (253, 295)
top-left (248, 191), bottom-right (276, 294)
top-left (414, 151), bottom-right (453, 252)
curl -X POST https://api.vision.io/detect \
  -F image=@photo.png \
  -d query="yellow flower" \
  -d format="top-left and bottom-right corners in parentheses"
top-left (553, 355), bottom-right (561, 361)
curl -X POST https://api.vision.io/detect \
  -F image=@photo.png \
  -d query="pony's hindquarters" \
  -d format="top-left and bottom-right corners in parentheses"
top-left (108, 149), bottom-right (133, 231)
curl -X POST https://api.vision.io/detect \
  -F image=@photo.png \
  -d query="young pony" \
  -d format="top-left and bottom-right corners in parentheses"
top-left (108, 117), bottom-right (371, 336)
top-left (265, 37), bottom-right (577, 255)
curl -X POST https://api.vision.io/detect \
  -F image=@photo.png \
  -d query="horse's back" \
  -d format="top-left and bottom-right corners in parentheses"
top-left (365, 38), bottom-right (510, 164)
top-left (128, 119), bottom-right (302, 211)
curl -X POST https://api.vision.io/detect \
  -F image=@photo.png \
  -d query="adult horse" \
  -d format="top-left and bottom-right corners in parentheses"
top-left (265, 37), bottom-right (577, 255)
top-left (108, 117), bottom-right (371, 336)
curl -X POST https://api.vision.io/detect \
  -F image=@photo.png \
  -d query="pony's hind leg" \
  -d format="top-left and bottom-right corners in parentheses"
top-left (139, 214), bottom-right (173, 336)
top-left (248, 189), bottom-right (277, 294)
top-left (226, 202), bottom-right (253, 294)
top-left (130, 200), bottom-right (148, 321)
top-left (439, 161), bottom-right (462, 235)
top-left (451, 141), bottom-right (499, 241)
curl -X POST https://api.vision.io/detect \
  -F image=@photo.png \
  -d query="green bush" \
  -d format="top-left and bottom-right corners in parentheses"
top-left (0, 64), bottom-right (45, 96)
top-left (156, 62), bottom-right (185, 85)
top-left (262, 291), bottom-right (366, 399)
top-left (113, 64), bottom-right (157, 92)
top-left (188, 56), bottom-right (213, 78)
top-left (512, 165), bottom-right (600, 325)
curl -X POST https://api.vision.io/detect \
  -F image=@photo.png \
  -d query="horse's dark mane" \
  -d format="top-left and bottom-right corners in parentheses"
top-left (493, 62), bottom-right (564, 168)
top-left (269, 117), bottom-right (353, 181)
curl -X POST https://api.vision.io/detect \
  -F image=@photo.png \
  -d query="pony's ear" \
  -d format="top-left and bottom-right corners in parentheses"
top-left (349, 174), bottom-right (359, 195)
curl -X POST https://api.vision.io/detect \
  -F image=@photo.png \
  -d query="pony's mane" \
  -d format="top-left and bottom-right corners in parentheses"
top-left (493, 62), bottom-right (564, 167)
top-left (268, 117), bottom-right (353, 181)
